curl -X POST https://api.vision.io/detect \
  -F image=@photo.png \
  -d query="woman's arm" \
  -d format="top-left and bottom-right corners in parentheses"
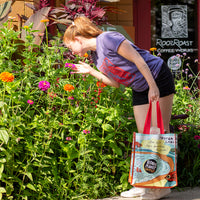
top-left (117, 40), bottom-right (160, 102)
top-left (72, 61), bottom-right (120, 88)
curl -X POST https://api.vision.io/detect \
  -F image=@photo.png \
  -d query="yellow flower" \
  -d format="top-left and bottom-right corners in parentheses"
top-left (23, 26), bottom-right (29, 29)
top-left (150, 47), bottom-right (157, 51)
top-left (0, 72), bottom-right (14, 82)
top-left (64, 84), bottom-right (74, 92)
top-left (40, 19), bottom-right (49, 23)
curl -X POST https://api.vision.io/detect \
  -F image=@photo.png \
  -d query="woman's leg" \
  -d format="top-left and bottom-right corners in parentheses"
top-left (155, 94), bottom-right (174, 133)
top-left (133, 103), bottom-right (150, 133)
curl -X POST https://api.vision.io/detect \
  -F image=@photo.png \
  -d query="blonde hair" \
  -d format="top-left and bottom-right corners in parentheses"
top-left (63, 16), bottom-right (103, 43)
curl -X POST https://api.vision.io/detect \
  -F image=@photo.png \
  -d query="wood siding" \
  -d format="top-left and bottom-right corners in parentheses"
top-left (99, 0), bottom-right (133, 26)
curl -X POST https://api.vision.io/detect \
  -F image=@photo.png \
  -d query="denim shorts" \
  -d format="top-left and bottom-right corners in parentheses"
top-left (132, 62), bottom-right (176, 106)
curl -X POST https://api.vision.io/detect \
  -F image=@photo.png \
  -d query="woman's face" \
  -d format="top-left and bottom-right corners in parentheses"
top-left (65, 37), bottom-right (86, 57)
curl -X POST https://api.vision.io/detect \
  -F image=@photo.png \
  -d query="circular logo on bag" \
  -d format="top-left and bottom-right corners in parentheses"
top-left (144, 159), bottom-right (157, 174)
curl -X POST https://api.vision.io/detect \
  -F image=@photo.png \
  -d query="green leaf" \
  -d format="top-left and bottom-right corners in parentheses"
top-left (0, 129), bottom-right (9, 144)
top-left (102, 124), bottom-right (114, 132)
top-left (0, 164), bottom-right (4, 179)
top-left (109, 142), bottom-right (122, 156)
top-left (25, 172), bottom-right (33, 182)
top-left (26, 183), bottom-right (36, 191)
top-left (0, 158), bottom-right (6, 163)
top-left (0, 187), bottom-right (6, 193)
top-left (0, 101), bottom-right (7, 116)
top-left (104, 133), bottom-right (115, 141)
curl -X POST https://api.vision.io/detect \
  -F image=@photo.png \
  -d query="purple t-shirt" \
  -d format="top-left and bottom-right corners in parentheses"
top-left (92, 31), bottom-right (163, 92)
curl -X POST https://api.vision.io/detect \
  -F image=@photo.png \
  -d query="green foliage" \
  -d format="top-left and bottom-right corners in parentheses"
top-left (0, 23), bottom-right (199, 200)
top-left (0, 23), bottom-right (135, 200)
top-left (170, 53), bottom-right (200, 187)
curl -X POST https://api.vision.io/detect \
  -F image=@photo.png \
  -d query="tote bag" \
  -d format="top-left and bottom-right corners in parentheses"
top-left (128, 101), bottom-right (178, 188)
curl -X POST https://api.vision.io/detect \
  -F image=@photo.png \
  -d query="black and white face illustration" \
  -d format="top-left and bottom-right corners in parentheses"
top-left (161, 5), bottom-right (188, 38)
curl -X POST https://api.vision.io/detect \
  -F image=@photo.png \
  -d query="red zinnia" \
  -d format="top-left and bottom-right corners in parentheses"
top-left (96, 81), bottom-right (107, 88)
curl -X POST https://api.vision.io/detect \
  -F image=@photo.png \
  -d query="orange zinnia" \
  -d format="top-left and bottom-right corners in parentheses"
top-left (96, 81), bottom-right (107, 88)
top-left (83, 53), bottom-right (88, 58)
top-left (64, 84), bottom-right (74, 92)
top-left (40, 19), bottom-right (49, 23)
top-left (150, 47), bottom-right (157, 51)
top-left (0, 72), bottom-right (14, 82)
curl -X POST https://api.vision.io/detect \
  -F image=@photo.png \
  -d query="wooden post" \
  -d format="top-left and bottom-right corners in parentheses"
top-left (133, 0), bottom-right (151, 50)
top-left (48, 0), bottom-right (57, 36)
top-left (198, 0), bottom-right (200, 89)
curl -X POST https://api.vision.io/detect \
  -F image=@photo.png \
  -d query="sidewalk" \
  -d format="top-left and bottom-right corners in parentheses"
top-left (96, 187), bottom-right (200, 200)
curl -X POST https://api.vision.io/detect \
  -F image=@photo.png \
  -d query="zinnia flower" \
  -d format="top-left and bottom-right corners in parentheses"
top-left (65, 63), bottom-right (76, 69)
top-left (38, 33), bottom-right (44, 37)
top-left (66, 137), bottom-right (72, 141)
top-left (83, 129), bottom-right (90, 134)
top-left (183, 53), bottom-right (187, 56)
top-left (48, 92), bottom-right (56, 99)
top-left (64, 84), bottom-right (74, 92)
top-left (96, 81), bottom-right (107, 88)
top-left (0, 72), bottom-right (14, 82)
top-left (194, 135), bottom-right (200, 140)
top-left (68, 96), bottom-right (74, 100)
top-left (83, 53), bottom-right (88, 58)
top-left (183, 86), bottom-right (190, 90)
top-left (38, 81), bottom-right (50, 91)
top-left (150, 47), bottom-right (157, 51)
top-left (27, 100), bottom-right (34, 105)
top-left (40, 19), bottom-right (49, 23)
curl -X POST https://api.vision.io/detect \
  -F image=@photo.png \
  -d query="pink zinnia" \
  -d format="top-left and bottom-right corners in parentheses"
top-left (183, 86), bottom-right (190, 90)
top-left (68, 96), bottom-right (74, 100)
top-left (65, 63), bottom-right (76, 69)
top-left (83, 129), bottom-right (90, 134)
top-left (38, 81), bottom-right (50, 91)
top-left (27, 100), bottom-right (34, 105)
top-left (66, 137), bottom-right (72, 141)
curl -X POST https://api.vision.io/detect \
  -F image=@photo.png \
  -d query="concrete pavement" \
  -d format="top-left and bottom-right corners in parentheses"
top-left (96, 187), bottom-right (200, 200)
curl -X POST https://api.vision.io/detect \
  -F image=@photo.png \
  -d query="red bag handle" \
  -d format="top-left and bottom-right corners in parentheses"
top-left (143, 101), bottom-right (164, 134)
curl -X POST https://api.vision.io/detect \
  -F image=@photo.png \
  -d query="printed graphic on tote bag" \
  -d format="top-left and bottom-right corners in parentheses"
top-left (131, 133), bottom-right (177, 188)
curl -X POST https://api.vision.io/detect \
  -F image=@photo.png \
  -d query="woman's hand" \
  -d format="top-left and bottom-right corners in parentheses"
top-left (148, 86), bottom-right (160, 103)
top-left (70, 61), bottom-right (120, 88)
top-left (71, 61), bottom-right (92, 74)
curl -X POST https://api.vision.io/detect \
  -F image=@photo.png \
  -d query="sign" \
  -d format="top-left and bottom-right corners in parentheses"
top-left (151, 1), bottom-right (198, 73)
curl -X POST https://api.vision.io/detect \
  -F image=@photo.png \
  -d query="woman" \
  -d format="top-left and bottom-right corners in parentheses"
top-left (63, 16), bottom-right (175, 200)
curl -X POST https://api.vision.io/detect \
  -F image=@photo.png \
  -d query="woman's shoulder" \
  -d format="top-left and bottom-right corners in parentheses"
top-left (99, 31), bottom-right (125, 39)
top-left (97, 31), bottom-right (126, 49)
